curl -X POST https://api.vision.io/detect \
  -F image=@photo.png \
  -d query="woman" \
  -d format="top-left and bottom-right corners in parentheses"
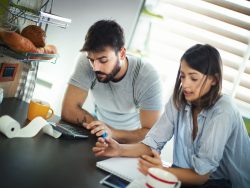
top-left (93, 44), bottom-right (250, 188)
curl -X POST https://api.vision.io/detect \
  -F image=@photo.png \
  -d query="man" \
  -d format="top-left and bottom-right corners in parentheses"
top-left (61, 19), bottom-right (163, 143)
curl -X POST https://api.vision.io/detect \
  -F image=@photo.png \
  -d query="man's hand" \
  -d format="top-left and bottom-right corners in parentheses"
top-left (83, 120), bottom-right (112, 138)
top-left (92, 137), bottom-right (121, 157)
top-left (138, 150), bottom-right (163, 175)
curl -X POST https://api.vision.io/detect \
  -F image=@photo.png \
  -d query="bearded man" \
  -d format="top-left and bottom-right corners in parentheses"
top-left (62, 20), bottom-right (163, 144)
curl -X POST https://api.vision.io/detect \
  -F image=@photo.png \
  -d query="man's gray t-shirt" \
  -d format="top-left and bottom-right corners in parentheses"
top-left (69, 53), bottom-right (163, 130)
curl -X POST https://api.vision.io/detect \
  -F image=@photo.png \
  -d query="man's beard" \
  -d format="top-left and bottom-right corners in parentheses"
top-left (95, 59), bottom-right (121, 83)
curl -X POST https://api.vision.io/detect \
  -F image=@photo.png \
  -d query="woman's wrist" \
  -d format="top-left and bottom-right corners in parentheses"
top-left (117, 143), bottom-right (124, 157)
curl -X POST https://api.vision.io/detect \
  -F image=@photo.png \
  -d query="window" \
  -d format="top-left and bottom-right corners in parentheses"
top-left (129, 0), bottom-right (250, 116)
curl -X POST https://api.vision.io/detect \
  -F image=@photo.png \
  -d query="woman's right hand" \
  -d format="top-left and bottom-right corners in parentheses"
top-left (92, 137), bottom-right (121, 157)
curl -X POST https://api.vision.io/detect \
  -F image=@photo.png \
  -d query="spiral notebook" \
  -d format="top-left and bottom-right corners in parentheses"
top-left (96, 157), bottom-right (145, 182)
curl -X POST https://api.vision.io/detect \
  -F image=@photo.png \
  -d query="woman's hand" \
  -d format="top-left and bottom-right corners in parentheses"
top-left (138, 150), bottom-right (163, 175)
top-left (83, 120), bottom-right (112, 138)
top-left (92, 137), bottom-right (121, 157)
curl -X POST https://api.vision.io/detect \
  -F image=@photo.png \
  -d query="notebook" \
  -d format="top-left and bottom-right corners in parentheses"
top-left (96, 157), bottom-right (145, 182)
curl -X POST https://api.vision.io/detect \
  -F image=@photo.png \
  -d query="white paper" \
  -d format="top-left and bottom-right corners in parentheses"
top-left (0, 115), bottom-right (61, 138)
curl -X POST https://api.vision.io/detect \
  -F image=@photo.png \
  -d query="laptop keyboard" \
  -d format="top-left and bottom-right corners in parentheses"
top-left (49, 122), bottom-right (89, 138)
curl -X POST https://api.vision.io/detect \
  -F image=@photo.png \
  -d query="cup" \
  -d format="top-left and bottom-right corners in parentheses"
top-left (146, 168), bottom-right (181, 188)
top-left (0, 88), bottom-right (3, 104)
top-left (27, 99), bottom-right (54, 121)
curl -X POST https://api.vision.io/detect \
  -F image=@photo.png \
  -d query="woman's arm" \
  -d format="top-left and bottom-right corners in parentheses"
top-left (139, 151), bottom-right (209, 186)
top-left (92, 137), bottom-right (152, 157)
top-left (166, 167), bottom-right (209, 186)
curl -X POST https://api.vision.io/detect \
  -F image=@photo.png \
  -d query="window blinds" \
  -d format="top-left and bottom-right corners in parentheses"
top-left (129, 0), bottom-right (250, 115)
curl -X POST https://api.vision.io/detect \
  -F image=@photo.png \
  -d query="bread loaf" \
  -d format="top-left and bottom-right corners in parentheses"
top-left (36, 45), bottom-right (58, 60)
top-left (0, 30), bottom-right (57, 60)
top-left (38, 44), bottom-right (57, 54)
top-left (21, 25), bottom-right (46, 47)
top-left (0, 31), bottom-right (39, 53)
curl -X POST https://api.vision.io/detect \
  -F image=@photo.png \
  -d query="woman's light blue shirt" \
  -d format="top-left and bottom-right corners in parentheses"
top-left (142, 95), bottom-right (250, 188)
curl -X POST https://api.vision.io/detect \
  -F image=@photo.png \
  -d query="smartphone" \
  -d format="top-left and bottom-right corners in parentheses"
top-left (100, 174), bottom-right (130, 188)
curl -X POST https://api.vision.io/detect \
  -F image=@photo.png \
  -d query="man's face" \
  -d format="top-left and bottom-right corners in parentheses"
top-left (86, 47), bottom-right (121, 83)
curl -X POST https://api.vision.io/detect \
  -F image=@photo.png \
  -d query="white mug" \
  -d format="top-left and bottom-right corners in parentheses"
top-left (146, 168), bottom-right (181, 188)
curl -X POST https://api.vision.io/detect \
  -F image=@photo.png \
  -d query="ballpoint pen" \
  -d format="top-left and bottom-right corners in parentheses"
top-left (102, 131), bottom-right (108, 143)
top-left (102, 131), bottom-right (108, 139)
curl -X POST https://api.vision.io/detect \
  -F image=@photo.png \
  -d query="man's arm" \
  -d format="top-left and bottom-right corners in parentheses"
top-left (111, 109), bottom-right (162, 144)
top-left (61, 84), bottom-right (96, 125)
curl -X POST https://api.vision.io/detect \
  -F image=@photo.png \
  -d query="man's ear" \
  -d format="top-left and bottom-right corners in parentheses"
top-left (119, 47), bottom-right (126, 60)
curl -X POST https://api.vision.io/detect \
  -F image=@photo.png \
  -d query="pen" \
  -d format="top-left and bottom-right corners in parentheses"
top-left (102, 131), bottom-right (108, 139)
top-left (102, 131), bottom-right (108, 144)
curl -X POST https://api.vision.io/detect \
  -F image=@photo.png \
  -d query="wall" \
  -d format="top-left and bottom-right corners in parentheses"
top-left (33, 0), bottom-right (144, 115)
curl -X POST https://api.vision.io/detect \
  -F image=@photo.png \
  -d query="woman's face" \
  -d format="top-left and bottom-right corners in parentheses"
top-left (180, 60), bottom-right (216, 103)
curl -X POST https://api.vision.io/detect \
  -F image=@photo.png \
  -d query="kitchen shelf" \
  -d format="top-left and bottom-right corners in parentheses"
top-left (1, 1), bottom-right (71, 31)
top-left (0, 44), bottom-right (58, 64)
top-left (9, 2), bottom-right (71, 29)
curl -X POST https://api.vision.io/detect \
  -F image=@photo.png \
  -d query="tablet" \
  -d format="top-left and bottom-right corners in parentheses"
top-left (100, 174), bottom-right (129, 188)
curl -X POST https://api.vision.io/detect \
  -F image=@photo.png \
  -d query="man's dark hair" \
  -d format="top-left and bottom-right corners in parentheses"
top-left (173, 44), bottom-right (223, 110)
top-left (81, 19), bottom-right (125, 53)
